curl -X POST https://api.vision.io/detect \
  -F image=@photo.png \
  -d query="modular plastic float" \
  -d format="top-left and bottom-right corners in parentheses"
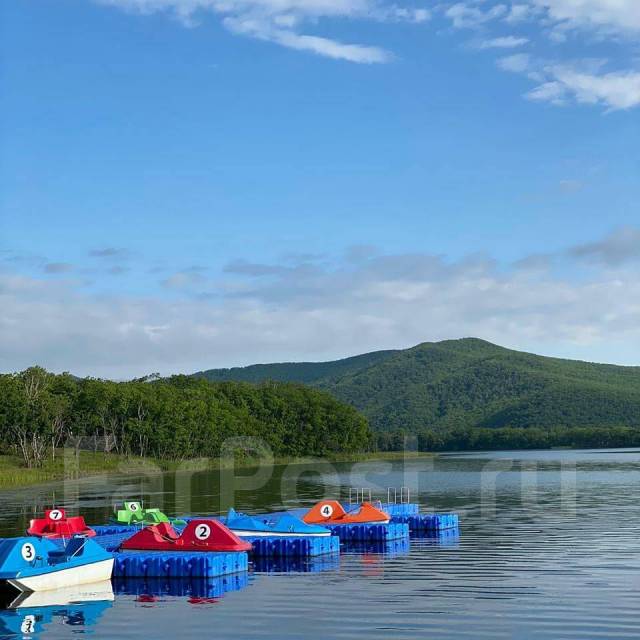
top-left (303, 501), bottom-right (390, 525)
top-left (326, 522), bottom-right (409, 542)
top-left (120, 520), bottom-right (252, 553)
top-left (247, 534), bottom-right (339, 557)
top-left (27, 509), bottom-right (96, 539)
top-left (391, 513), bottom-right (459, 532)
top-left (252, 554), bottom-right (341, 573)
top-left (112, 550), bottom-right (248, 579)
top-left (112, 501), bottom-right (187, 527)
top-left (0, 536), bottom-right (114, 594)
top-left (225, 507), bottom-right (332, 538)
top-left (341, 537), bottom-right (411, 556)
top-left (379, 502), bottom-right (420, 517)
top-left (113, 573), bottom-right (249, 599)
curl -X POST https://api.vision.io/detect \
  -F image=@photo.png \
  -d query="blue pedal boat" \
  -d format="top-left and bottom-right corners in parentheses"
top-left (0, 536), bottom-right (114, 594)
top-left (224, 508), bottom-right (332, 538)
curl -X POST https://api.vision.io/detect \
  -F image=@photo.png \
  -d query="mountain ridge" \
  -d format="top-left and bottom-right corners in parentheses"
top-left (194, 338), bottom-right (640, 432)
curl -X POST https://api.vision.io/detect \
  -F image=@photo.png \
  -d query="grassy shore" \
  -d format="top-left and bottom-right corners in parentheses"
top-left (0, 450), bottom-right (435, 490)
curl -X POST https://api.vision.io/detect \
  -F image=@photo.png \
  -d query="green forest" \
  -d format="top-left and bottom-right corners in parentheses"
top-left (376, 425), bottom-right (640, 452)
top-left (3, 337), bottom-right (640, 472)
top-left (197, 338), bottom-right (640, 434)
top-left (0, 368), bottom-right (371, 468)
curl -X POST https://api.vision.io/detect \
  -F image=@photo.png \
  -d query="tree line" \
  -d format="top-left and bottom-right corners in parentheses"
top-left (376, 425), bottom-right (640, 452)
top-left (0, 368), bottom-right (372, 467)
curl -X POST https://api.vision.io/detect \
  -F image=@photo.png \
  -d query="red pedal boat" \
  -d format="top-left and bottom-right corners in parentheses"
top-left (303, 500), bottom-right (390, 525)
top-left (27, 509), bottom-right (96, 539)
top-left (120, 519), bottom-right (252, 553)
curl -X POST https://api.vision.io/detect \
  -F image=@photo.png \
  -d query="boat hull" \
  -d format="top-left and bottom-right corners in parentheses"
top-left (5, 559), bottom-right (114, 593)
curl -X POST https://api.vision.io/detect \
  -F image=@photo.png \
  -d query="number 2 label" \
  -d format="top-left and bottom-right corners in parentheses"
top-left (195, 524), bottom-right (211, 540)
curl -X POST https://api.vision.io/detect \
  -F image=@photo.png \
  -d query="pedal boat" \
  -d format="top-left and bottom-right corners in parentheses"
top-left (303, 500), bottom-right (390, 525)
top-left (224, 508), bottom-right (332, 537)
top-left (119, 519), bottom-right (252, 553)
top-left (111, 501), bottom-right (187, 527)
top-left (27, 509), bottom-right (96, 539)
top-left (0, 536), bottom-right (114, 594)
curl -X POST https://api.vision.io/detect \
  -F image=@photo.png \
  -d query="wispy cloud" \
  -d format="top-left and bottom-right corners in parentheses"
top-left (98, 0), bottom-right (426, 62)
top-left (89, 247), bottom-right (132, 259)
top-left (43, 262), bottom-right (75, 274)
top-left (478, 36), bottom-right (529, 49)
top-left (223, 16), bottom-right (392, 63)
top-left (445, 2), bottom-right (508, 29)
top-left (497, 53), bottom-right (640, 110)
top-left (2, 229), bottom-right (640, 377)
top-left (443, 1), bottom-right (640, 111)
top-left (568, 227), bottom-right (640, 266)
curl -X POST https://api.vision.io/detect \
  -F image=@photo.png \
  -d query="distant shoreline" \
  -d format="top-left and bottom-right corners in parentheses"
top-left (0, 450), bottom-right (435, 491)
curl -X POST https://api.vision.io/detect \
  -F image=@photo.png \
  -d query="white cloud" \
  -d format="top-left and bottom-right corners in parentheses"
top-left (2, 230), bottom-right (640, 377)
top-left (98, 0), bottom-right (425, 62)
top-left (223, 16), bottom-right (391, 63)
top-left (525, 65), bottom-right (640, 110)
top-left (494, 52), bottom-right (640, 110)
top-left (568, 227), bottom-right (640, 265)
top-left (445, 2), bottom-right (508, 29)
top-left (505, 3), bottom-right (535, 23)
top-left (497, 53), bottom-right (531, 72)
top-left (532, 0), bottom-right (640, 35)
top-left (479, 35), bottom-right (529, 49)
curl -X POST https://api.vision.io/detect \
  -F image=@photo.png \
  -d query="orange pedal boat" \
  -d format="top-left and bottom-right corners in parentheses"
top-left (303, 500), bottom-right (390, 525)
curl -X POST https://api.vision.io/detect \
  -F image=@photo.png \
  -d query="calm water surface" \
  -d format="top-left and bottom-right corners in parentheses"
top-left (1, 448), bottom-right (640, 639)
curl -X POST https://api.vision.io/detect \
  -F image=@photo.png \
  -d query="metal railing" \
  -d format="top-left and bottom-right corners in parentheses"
top-left (386, 486), bottom-right (411, 504)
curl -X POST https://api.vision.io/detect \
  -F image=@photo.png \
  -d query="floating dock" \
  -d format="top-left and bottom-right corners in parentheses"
top-left (113, 573), bottom-right (249, 599)
top-left (87, 528), bottom-right (339, 559)
top-left (392, 513), bottom-right (459, 532)
top-left (341, 537), bottom-right (411, 556)
top-left (252, 554), bottom-right (341, 573)
top-left (379, 503), bottom-right (420, 517)
top-left (326, 522), bottom-right (409, 542)
top-left (112, 550), bottom-right (248, 580)
top-left (246, 535), bottom-right (339, 557)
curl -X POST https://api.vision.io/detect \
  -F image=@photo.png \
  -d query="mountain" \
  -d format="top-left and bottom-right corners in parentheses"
top-left (194, 338), bottom-right (640, 432)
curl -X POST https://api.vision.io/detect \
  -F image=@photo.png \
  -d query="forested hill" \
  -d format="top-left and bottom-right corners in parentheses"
top-left (195, 338), bottom-right (640, 433)
top-left (194, 349), bottom-right (398, 385)
top-left (0, 371), bottom-right (370, 467)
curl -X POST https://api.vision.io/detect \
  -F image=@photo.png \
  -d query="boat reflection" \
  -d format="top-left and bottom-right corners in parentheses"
top-left (0, 581), bottom-right (114, 637)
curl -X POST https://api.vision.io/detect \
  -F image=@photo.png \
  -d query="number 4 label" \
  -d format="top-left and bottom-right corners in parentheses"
top-left (320, 504), bottom-right (333, 517)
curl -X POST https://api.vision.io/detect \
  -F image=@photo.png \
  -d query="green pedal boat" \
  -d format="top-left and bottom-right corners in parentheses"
top-left (111, 501), bottom-right (187, 527)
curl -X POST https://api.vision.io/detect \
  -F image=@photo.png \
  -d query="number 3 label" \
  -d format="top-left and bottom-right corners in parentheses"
top-left (195, 524), bottom-right (211, 540)
top-left (320, 504), bottom-right (333, 517)
top-left (49, 510), bottom-right (63, 521)
top-left (21, 543), bottom-right (36, 562)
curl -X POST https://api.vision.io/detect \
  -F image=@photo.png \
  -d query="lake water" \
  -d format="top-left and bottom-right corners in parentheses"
top-left (2, 448), bottom-right (640, 639)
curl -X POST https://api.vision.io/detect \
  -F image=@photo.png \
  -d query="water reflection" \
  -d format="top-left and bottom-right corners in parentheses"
top-left (0, 582), bottom-right (113, 638)
top-left (1, 449), bottom-right (640, 638)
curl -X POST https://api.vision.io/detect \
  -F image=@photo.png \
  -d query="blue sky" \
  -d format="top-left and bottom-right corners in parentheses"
top-left (1, 0), bottom-right (639, 377)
